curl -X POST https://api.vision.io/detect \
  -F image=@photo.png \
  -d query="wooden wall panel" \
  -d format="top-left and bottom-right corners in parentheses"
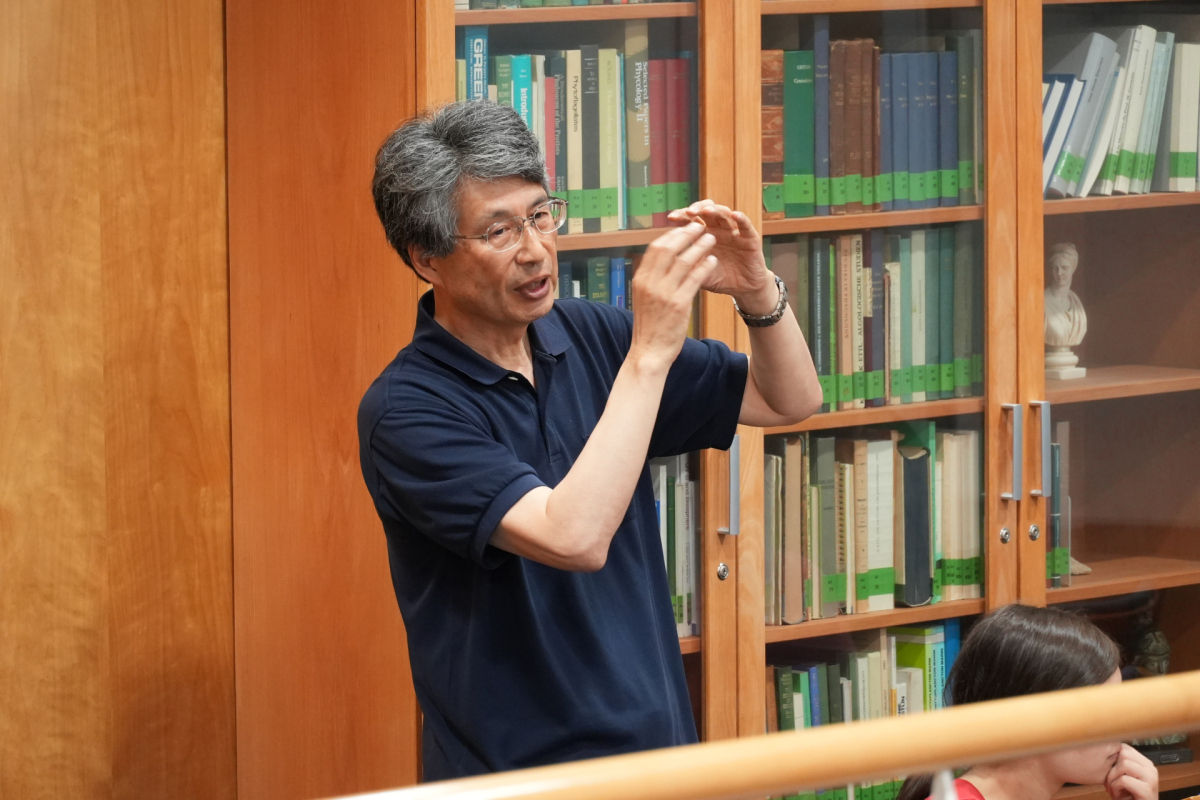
top-left (226, 0), bottom-right (423, 796)
top-left (2, 0), bottom-right (234, 797)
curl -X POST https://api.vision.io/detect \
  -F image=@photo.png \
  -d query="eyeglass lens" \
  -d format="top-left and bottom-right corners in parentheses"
top-left (486, 201), bottom-right (566, 252)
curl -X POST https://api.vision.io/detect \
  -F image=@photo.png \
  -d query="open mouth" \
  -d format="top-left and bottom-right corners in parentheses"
top-left (516, 276), bottom-right (551, 300)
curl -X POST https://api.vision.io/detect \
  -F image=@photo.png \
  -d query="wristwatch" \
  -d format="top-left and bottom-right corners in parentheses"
top-left (732, 273), bottom-right (788, 328)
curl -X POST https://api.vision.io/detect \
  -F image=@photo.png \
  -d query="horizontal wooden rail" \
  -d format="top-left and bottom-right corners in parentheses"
top-left (334, 670), bottom-right (1200, 800)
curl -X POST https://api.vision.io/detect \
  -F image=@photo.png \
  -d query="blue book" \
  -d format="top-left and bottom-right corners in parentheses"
top-left (944, 618), bottom-right (962, 689)
top-left (907, 54), bottom-right (926, 209)
top-left (922, 53), bottom-right (940, 211)
top-left (464, 27), bottom-right (489, 101)
top-left (812, 16), bottom-right (831, 216)
top-left (558, 261), bottom-right (573, 299)
top-left (869, 230), bottom-right (886, 407)
top-left (879, 55), bottom-right (894, 212)
top-left (1042, 75), bottom-right (1072, 159)
top-left (610, 257), bottom-right (626, 308)
top-left (510, 55), bottom-right (534, 132)
top-left (892, 54), bottom-right (911, 211)
top-left (938, 52), bottom-right (960, 207)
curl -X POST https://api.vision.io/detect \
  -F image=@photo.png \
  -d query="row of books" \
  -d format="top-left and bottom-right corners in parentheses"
top-left (761, 22), bottom-right (984, 219)
top-left (765, 224), bottom-right (984, 414)
top-left (455, 23), bottom-right (695, 233)
top-left (651, 455), bottom-right (699, 638)
top-left (764, 423), bottom-right (982, 627)
top-left (1042, 19), bottom-right (1200, 198)
top-left (765, 621), bottom-right (961, 800)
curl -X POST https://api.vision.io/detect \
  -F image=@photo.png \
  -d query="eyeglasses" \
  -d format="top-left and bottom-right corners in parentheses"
top-left (455, 199), bottom-right (568, 253)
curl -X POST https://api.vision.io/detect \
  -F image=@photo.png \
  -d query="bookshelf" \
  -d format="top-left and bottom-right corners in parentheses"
top-left (761, 205), bottom-right (982, 236)
top-left (455, 3), bottom-right (695, 25)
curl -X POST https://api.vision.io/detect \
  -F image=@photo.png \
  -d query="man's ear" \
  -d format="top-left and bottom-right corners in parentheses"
top-left (408, 247), bottom-right (440, 286)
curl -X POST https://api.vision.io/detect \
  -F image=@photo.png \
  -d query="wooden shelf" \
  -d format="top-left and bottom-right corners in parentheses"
top-left (764, 397), bottom-right (983, 436)
top-left (456, 2), bottom-right (694, 25)
top-left (1046, 365), bottom-right (1200, 406)
top-left (1047, 557), bottom-right (1200, 605)
top-left (1044, 0), bottom-right (1173, 5)
top-left (763, 0), bottom-right (980, 14)
top-left (1044, 192), bottom-right (1200, 216)
top-left (762, 205), bottom-right (982, 237)
top-left (679, 635), bottom-right (699, 655)
top-left (555, 227), bottom-right (670, 252)
top-left (1055, 760), bottom-right (1200, 800)
top-left (765, 599), bottom-right (985, 644)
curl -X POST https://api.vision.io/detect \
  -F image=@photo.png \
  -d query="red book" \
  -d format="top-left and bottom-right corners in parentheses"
top-left (666, 58), bottom-right (691, 216)
top-left (761, 50), bottom-right (786, 221)
top-left (544, 75), bottom-right (556, 192)
top-left (844, 40), bottom-right (864, 215)
top-left (649, 59), bottom-right (669, 227)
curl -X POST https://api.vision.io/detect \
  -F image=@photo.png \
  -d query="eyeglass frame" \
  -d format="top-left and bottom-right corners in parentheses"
top-left (453, 198), bottom-right (570, 253)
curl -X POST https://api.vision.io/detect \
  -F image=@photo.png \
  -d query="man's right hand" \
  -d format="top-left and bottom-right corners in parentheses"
top-left (628, 221), bottom-right (718, 374)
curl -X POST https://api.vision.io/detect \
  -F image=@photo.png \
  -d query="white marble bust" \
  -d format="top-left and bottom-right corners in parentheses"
top-left (1045, 242), bottom-right (1087, 379)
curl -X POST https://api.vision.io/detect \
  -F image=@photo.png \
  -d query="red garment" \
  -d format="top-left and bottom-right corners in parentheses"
top-left (925, 779), bottom-right (985, 800)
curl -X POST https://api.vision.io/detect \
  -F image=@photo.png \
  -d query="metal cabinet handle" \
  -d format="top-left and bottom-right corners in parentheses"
top-left (1030, 400), bottom-right (1052, 498)
top-left (719, 434), bottom-right (740, 536)
top-left (1001, 404), bottom-right (1023, 501)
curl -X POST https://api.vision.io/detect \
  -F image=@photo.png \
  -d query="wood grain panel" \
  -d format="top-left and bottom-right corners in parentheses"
top-left (227, 0), bottom-right (423, 795)
top-left (0, 2), bottom-right (109, 796)
top-left (98, 0), bottom-right (235, 797)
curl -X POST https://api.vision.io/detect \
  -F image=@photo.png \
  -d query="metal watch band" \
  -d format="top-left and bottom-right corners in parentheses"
top-left (733, 273), bottom-right (788, 328)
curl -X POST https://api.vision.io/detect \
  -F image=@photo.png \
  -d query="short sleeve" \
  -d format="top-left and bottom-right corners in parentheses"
top-left (368, 406), bottom-right (546, 568)
top-left (649, 335), bottom-right (749, 458)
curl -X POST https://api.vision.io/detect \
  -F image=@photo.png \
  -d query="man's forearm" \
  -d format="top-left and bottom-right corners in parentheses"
top-left (739, 276), bottom-right (824, 420)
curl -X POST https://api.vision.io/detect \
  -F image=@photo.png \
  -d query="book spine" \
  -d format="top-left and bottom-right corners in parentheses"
top-left (648, 59), bottom-right (669, 226)
top-left (1115, 30), bottom-right (1154, 195)
top-left (495, 55), bottom-right (513, 109)
top-left (610, 257), bottom-right (626, 309)
top-left (785, 50), bottom-right (817, 218)
top-left (1151, 45), bottom-right (1179, 194)
top-left (456, 59), bottom-right (466, 102)
top-left (548, 54), bottom-right (569, 200)
top-left (666, 58), bottom-right (692, 213)
top-left (869, 230), bottom-right (885, 407)
top-left (829, 41), bottom-right (848, 215)
top-left (844, 41), bottom-right (864, 215)
top-left (811, 237), bottom-right (833, 411)
top-left (879, 55), bottom-right (894, 212)
top-left (923, 53), bottom-right (940, 210)
top-left (907, 54), bottom-right (926, 209)
top-left (512, 55), bottom-right (534, 131)
top-left (543, 74), bottom-right (555, 190)
top-left (939, 229), bottom-right (956, 399)
top-left (923, 229), bottom-right (940, 401)
top-left (910, 229), bottom-right (927, 402)
top-left (899, 234), bottom-right (913, 404)
top-left (852, 234), bottom-right (866, 409)
top-left (837, 237), bottom-right (854, 410)
top-left (762, 50), bottom-right (787, 221)
top-left (465, 28), bottom-right (489, 101)
top-left (580, 46), bottom-right (601, 233)
top-left (598, 49), bottom-right (621, 232)
top-left (892, 54), bottom-right (910, 211)
top-left (566, 50), bottom-right (584, 234)
top-left (588, 256), bottom-right (609, 303)
top-left (616, 55), bottom-right (626, 229)
top-left (956, 36), bottom-right (975, 204)
top-left (814, 15), bottom-right (831, 216)
top-left (624, 21), bottom-right (653, 229)
top-left (885, 238), bottom-right (902, 406)
top-left (938, 52), bottom-right (960, 207)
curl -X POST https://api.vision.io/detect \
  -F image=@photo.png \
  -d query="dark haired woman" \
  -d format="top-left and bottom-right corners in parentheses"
top-left (898, 604), bottom-right (1159, 800)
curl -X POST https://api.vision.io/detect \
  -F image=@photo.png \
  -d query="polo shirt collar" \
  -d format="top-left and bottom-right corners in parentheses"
top-left (412, 291), bottom-right (572, 386)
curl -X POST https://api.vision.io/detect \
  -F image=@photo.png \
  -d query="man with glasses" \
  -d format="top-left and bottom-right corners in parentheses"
top-left (359, 101), bottom-right (822, 781)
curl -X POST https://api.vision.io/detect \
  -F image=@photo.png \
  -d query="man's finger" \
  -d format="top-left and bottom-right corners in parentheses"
top-left (645, 222), bottom-right (709, 267)
top-left (668, 232), bottom-right (716, 281)
top-left (732, 210), bottom-right (760, 239)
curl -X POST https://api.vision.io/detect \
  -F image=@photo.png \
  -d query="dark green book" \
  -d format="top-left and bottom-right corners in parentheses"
top-left (810, 237), bottom-right (833, 411)
top-left (493, 55), bottom-right (513, 108)
top-left (952, 222), bottom-right (973, 397)
top-left (827, 662), bottom-right (843, 724)
top-left (952, 35), bottom-right (976, 205)
top-left (938, 227), bottom-right (956, 396)
top-left (784, 50), bottom-right (817, 218)
top-left (776, 666), bottom-right (796, 731)
top-left (587, 256), bottom-right (609, 304)
top-left (971, 222), bottom-right (984, 394)
top-left (924, 228), bottom-right (941, 400)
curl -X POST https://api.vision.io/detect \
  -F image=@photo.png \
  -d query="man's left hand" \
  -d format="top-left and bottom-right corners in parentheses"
top-left (667, 200), bottom-right (777, 315)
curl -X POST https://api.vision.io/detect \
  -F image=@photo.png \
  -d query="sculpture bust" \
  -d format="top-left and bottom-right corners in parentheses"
top-left (1045, 242), bottom-right (1088, 379)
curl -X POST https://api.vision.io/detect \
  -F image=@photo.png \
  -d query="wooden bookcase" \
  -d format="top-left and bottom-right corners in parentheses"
top-left (409, 0), bottom-right (1200, 790)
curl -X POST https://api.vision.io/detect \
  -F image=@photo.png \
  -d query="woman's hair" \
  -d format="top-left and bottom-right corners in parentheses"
top-left (896, 604), bottom-right (1120, 800)
top-left (371, 101), bottom-right (548, 275)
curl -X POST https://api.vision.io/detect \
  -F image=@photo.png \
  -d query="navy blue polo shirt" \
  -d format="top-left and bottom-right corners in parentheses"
top-left (357, 291), bottom-right (747, 780)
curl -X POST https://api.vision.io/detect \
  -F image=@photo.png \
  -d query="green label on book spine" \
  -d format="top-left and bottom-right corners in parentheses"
top-left (890, 369), bottom-right (903, 398)
top-left (597, 187), bottom-right (619, 217)
top-left (652, 183), bottom-right (668, 213)
top-left (940, 363), bottom-right (955, 392)
top-left (862, 175), bottom-right (876, 207)
top-left (838, 374), bottom-right (854, 403)
top-left (855, 567), bottom-right (896, 597)
top-left (550, 189), bottom-right (568, 202)
top-left (1099, 153), bottom-right (1119, 184)
top-left (1133, 152), bottom-right (1149, 183)
top-left (940, 169), bottom-right (959, 199)
top-left (816, 177), bottom-right (831, 207)
top-left (567, 189), bottom-right (584, 217)
top-left (933, 562), bottom-right (944, 600)
top-left (667, 182), bottom-right (691, 210)
top-left (1171, 152), bottom-right (1199, 179)
top-left (763, 183), bottom-right (785, 213)
top-left (818, 374), bottom-right (835, 405)
top-left (1054, 151), bottom-right (1085, 184)
top-left (784, 174), bottom-right (816, 203)
top-left (628, 186), bottom-right (657, 217)
top-left (959, 160), bottom-right (974, 195)
top-left (580, 188), bottom-right (601, 218)
top-left (852, 372), bottom-right (866, 399)
top-left (926, 364), bottom-right (940, 392)
top-left (909, 172), bottom-right (925, 204)
top-left (972, 353), bottom-right (984, 383)
top-left (876, 173), bottom-right (894, 204)
top-left (804, 578), bottom-right (813, 613)
top-left (912, 365), bottom-right (927, 393)
top-left (954, 357), bottom-right (971, 387)
top-left (898, 366), bottom-right (913, 398)
top-left (894, 172), bottom-right (910, 201)
top-left (926, 170), bottom-right (941, 198)
top-left (845, 174), bottom-right (862, 204)
top-left (868, 370), bottom-right (885, 400)
top-left (1046, 547), bottom-right (1070, 578)
top-left (1116, 149), bottom-right (1136, 179)
top-left (830, 176), bottom-right (847, 207)
top-left (821, 573), bottom-right (847, 603)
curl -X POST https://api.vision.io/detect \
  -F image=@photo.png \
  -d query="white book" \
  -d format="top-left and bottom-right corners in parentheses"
top-left (1044, 77), bottom-right (1084, 192)
top-left (598, 48), bottom-right (622, 232)
top-left (808, 485), bottom-right (822, 621)
top-left (565, 50), bottom-right (583, 234)
top-left (841, 677), bottom-right (854, 724)
top-left (1093, 28), bottom-right (1144, 196)
top-left (764, 454), bottom-right (780, 625)
top-left (842, 462), bottom-right (857, 613)
top-left (855, 654), bottom-right (871, 720)
top-left (899, 667), bottom-right (925, 714)
top-left (852, 234), bottom-right (866, 410)
top-left (867, 438), bottom-right (895, 612)
top-left (781, 437), bottom-right (806, 625)
top-left (1079, 64), bottom-right (1126, 197)
top-left (1042, 77), bottom-right (1067, 145)
top-left (1110, 25), bottom-right (1158, 194)
top-left (1151, 44), bottom-right (1181, 193)
top-left (1155, 43), bottom-right (1200, 192)
top-left (909, 231), bottom-right (927, 404)
top-left (867, 650), bottom-right (883, 719)
top-left (933, 442), bottom-right (944, 600)
top-left (1044, 32), bottom-right (1119, 197)
top-left (488, 84), bottom-right (498, 102)
top-left (1130, 34), bottom-right (1173, 195)
top-left (938, 432), bottom-right (961, 602)
top-left (965, 430), bottom-right (982, 599)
